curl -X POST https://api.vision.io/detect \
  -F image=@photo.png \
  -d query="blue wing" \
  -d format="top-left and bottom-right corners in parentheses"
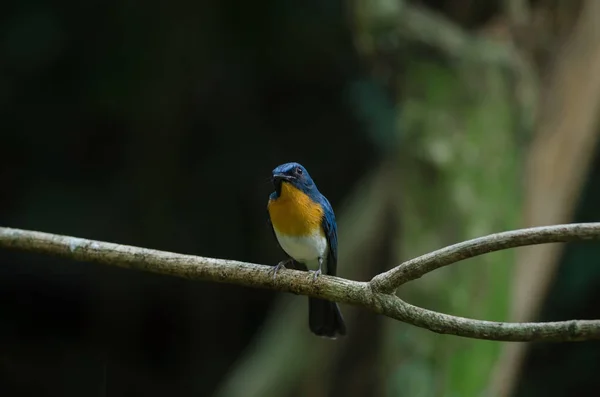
top-left (319, 195), bottom-right (338, 276)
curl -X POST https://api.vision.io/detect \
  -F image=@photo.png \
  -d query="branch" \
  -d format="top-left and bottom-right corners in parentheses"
top-left (357, 0), bottom-right (524, 69)
top-left (1, 224), bottom-right (600, 342)
top-left (504, 0), bottom-right (531, 28)
top-left (0, 227), bottom-right (369, 305)
top-left (397, 3), bottom-right (519, 67)
top-left (370, 223), bottom-right (600, 293)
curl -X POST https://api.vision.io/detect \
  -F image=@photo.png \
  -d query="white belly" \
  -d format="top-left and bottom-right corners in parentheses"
top-left (273, 229), bottom-right (328, 269)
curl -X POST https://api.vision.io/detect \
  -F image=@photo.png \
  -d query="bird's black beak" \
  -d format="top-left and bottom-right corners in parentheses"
top-left (272, 173), bottom-right (292, 182)
top-left (272, 173), bottom-right (292, 196)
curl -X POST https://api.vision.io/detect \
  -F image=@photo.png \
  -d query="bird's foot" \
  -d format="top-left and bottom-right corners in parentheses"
top-left (311, 268), bottom-right (322, 282)
top-left (270, 259), bottom-right (292, 280)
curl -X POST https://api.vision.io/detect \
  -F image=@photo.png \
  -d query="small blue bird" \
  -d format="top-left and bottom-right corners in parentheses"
top-left (267, 162), bottom-right (346, 338)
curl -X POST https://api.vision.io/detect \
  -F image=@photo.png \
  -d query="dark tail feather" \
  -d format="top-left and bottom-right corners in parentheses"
top-left (308, 298), bottom-right (346, 338)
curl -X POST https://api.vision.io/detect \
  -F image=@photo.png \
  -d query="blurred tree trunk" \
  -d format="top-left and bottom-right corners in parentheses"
top-left (354, 1), bottom-right (600, 397)
top-left (492, 1), bottom-right (600, 395)
top-left (353, 1), bottom-right (528, 396)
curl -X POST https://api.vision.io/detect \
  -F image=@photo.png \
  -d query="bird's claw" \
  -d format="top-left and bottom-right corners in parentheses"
top-left (270, 259), bottom-right (291, 280)
top-left (311, 268), bottom-right (322, 281)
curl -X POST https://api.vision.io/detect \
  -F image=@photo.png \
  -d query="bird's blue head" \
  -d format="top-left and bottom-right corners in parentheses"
top-left (271, 162), bottom-right (316, 197)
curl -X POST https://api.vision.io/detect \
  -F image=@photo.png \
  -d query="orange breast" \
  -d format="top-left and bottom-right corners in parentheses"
top-left (268, 182), bottom-right (324, 237)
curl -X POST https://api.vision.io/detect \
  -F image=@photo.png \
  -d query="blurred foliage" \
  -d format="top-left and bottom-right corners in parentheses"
top-left (380, 57), bottom-right (520, 397)
top-left (350, 1), bottom-right (526, 395)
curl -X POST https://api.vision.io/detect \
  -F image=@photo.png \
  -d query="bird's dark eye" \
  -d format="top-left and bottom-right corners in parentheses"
top-left (295, 167), bottom-right (303, 175)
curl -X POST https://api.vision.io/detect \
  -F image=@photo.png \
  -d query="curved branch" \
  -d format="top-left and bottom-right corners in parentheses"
top-left (1, 224), bottom-right (600, 342)
top-left (370, 223), bottom-right (600, 293)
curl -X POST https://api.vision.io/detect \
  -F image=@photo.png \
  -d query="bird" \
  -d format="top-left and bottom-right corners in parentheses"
top-left (266, 162), bottom-right (346, 338)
